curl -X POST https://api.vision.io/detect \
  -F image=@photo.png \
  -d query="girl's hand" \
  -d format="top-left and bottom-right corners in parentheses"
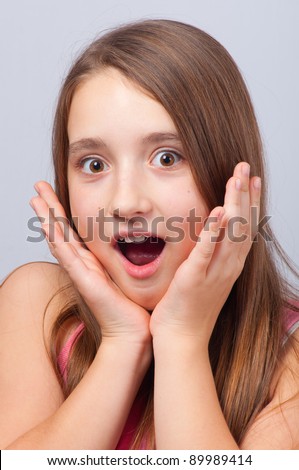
top-left (150, 162), bottom-right (261, 347)
top-left (30, 182), bottom-right (151, 346)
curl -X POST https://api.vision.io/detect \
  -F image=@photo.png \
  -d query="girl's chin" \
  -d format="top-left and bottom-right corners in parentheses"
top-left (122, 287), bottom-right (166, 311)
top-left (126, 293), bottom-right (159, 311)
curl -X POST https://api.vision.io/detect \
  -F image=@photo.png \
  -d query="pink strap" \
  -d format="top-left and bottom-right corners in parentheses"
top-left (283, 306), bottom-right (299, 345)
top-left (57, 323), bottom-right (85, 381)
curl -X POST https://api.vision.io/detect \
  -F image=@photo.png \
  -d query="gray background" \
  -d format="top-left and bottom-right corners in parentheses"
top-left (0, 0), bottom-right (298, 283)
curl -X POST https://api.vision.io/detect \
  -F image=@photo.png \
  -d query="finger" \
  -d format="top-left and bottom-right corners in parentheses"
top-left (40, 214), bottom-right (99, 300)
top-left (223, 177), bottom-right (248, 241)
top-left (30, 198), bottom-right (87, 275)
top-left (232, 162), bottom-right (250, 222)
top-left (214, 174), bottom-right (261, 272)
top-left (188, 206), bottom-right (224, 273)
top-left (198, 164), bottom-right (258, 281)
top-left (223, 165), bottom-right (252, 247)
top-left (205, 172), bottom-right (247, 277)
top-left (224, 163), bottom-right (250, 216)
top-left (30, 195), bottom-right (67, 245)
top-left (33, 181), bottom-right (82, 246)
top-left (34, 181), bottom-right (64, 211)
top-left (232, 162), bottom-right (250, 192)
top-left (249, 176), bottom-right (262, 240)
top-left (227, 167), bottom-right (261, 252)
top-left (30, 194), bottom-right (95, 282)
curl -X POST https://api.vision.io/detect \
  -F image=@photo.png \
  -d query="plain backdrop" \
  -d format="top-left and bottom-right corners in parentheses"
top-left (0, 0), bottom-right (298, 283)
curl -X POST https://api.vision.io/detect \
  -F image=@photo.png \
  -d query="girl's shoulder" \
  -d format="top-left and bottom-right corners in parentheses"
top-left (0, 261), bottom-right (73, 350)
top-left (1, 261), bottom-right (68, 293)
top-left (242, 320), bottom-right (299, 449)
top-left (1, 260), bottom-right (68, 289)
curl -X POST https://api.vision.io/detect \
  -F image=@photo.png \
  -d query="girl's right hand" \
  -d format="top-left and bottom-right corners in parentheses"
top-left (30, 181), bottom-right (151, 346)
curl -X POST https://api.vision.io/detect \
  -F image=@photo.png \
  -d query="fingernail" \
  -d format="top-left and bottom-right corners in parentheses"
top-left (242, 163), bottom-right (250, 176)
top-left (254, 177), bottom-right (261, 190)
top-left (29, 198), bottom-right (35, 210)
top-left (34, 184), bottom-right (40, 194)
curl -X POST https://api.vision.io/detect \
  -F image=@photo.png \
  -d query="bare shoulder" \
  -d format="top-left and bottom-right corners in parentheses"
top-left (0, 261), bottom-right (73, 334)
top-left (241, 329), bottom-right (299, 449)
top-left (1, 261), bottom-right (70, 296)
top-left (1, 260), bottom-right (70, 298)
top-left (0, 262), bottom-right (73, 448)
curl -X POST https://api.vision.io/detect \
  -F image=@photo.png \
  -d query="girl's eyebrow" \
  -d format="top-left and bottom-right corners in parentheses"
top-left (68, 132), bottom-right (182, 158)
top-left (141, 132), bottom-right (182, 145)
top-left (68, 137), bottom-right (107, 157)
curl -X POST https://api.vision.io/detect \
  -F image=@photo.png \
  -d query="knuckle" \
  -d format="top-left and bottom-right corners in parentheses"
top-left (199, 246), bottom-right (214, 260)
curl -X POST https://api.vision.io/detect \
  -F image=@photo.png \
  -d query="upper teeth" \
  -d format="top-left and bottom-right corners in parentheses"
top-left (118, 235), bottom-right (149, 243)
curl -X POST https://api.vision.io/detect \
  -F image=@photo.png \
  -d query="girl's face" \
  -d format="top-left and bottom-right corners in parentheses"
top-left (67, 68), bottom-right (208, 310)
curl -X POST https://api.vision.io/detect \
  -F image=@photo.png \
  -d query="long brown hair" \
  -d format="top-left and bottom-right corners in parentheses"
top-left (49, 19), bottom-right (299, 447)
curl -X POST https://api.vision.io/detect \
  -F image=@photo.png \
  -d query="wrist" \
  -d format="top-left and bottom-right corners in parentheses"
top-left (99, 336), bottom-right (153, 369)
top-left (100, 326), bottom-right (152, 346)
top-left (101, 329), bottom-right (152, 350)
top-left (153, 333), bottom-right (209, 360)
top-left (150, 315), bottom-right (213, 348)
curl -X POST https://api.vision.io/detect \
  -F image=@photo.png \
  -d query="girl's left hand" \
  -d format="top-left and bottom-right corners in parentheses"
top-left (150, 162), bottom-right (261, 346)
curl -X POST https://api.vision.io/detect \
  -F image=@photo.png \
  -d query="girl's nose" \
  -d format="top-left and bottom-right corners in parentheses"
top-left (107, 175), bottom-right (153, 220)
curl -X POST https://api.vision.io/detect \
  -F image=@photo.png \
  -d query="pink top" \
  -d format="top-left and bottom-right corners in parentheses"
top-left (57, 307), bottom-right (299, 449)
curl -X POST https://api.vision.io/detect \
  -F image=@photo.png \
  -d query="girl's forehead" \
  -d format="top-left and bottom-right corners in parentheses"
top-left (68, 69), bottom-right (177, 141)
top-left (74, 67), bottom-right (155, 104)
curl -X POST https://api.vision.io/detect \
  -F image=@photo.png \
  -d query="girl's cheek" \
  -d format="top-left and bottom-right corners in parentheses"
top-left (68, 203), bottom-right (92, 241)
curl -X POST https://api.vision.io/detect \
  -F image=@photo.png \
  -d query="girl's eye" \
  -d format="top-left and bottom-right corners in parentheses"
top-left (151, 150), bottom-right (182, 168)
top-left (80, 158), bottom-right (108, 174)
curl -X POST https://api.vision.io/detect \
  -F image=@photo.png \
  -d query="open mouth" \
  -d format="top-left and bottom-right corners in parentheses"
top-left (117, 236), bottom-right (166, 266)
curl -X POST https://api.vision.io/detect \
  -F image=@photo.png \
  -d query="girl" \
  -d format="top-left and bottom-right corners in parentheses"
top-left (1, 19), bottom-right (299, 450)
